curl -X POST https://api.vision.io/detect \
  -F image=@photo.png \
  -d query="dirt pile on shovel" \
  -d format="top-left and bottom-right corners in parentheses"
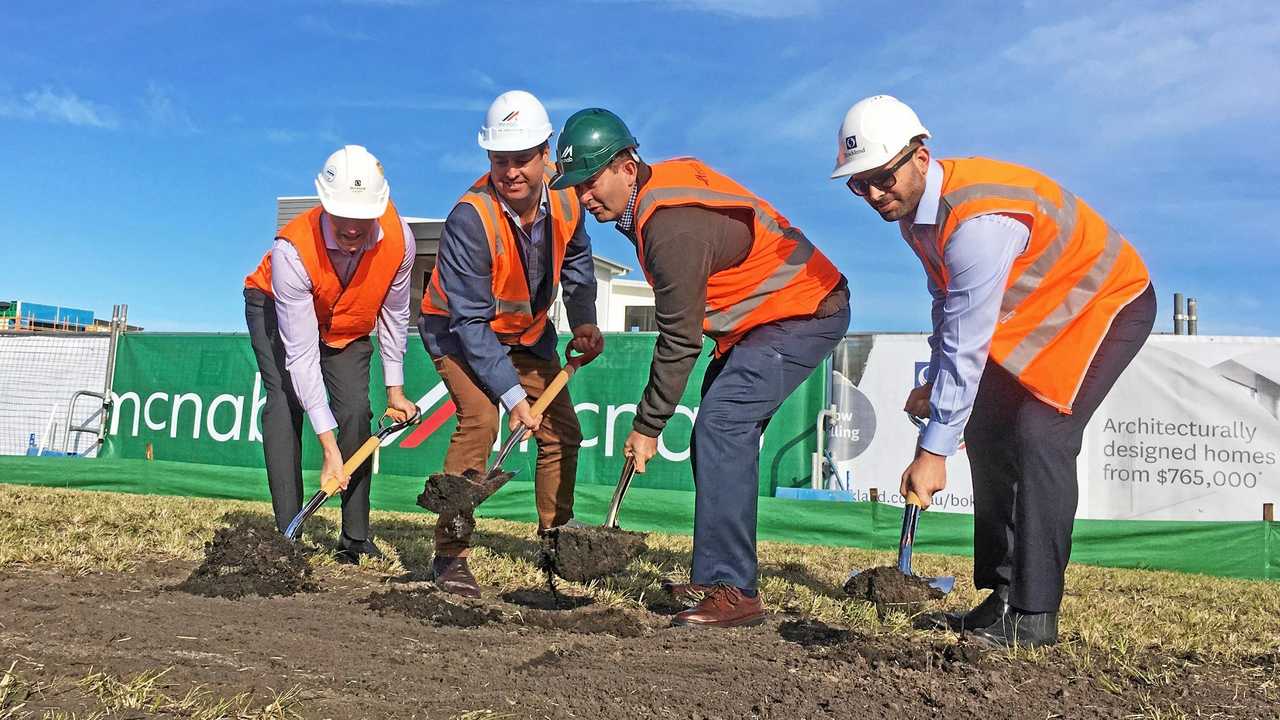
top-left (843, 565), bottom-right (944, 618)
top-left (417, 469), bottom-right (515, 516)
top-left (540, 525), bottom-right (646, 582)
top-left (178, 522), bottom-right (317, 599)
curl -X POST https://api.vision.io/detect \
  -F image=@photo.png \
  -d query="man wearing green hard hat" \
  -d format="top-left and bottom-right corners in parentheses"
top-left (551, 108), bottom-right (850, 627)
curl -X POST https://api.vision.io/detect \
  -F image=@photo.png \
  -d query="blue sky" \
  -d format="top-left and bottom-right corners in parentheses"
top-left (3, 0), bottom-right (1277, 335)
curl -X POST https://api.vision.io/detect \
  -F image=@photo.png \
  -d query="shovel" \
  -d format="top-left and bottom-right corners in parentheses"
top-left (284, 409), bottom-right (421, 540)
top-left (603, 456), bottom-right (637, 529)
top-left (893, 489), bottom-right (956, 594)
top-left (417, 349), bottom-right (584, 516)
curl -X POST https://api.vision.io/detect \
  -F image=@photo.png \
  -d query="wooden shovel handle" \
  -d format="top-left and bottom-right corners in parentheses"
top-left (318, 435), bottom-right (380, 496)
top-left (906, 490), bottom-right (925, 509)
top-left (527, 351), bottom-right (584, 417)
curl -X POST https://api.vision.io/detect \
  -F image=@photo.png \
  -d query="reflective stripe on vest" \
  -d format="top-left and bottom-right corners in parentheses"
top-left (633, 158), bottom-right (841, 354)
top-left (420, 170), bottom-right (580, 347)
top-left (927, 158), bottom-right (1150, 411)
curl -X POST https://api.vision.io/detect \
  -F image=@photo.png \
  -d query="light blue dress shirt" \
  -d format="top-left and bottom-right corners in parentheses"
top-left (902, 160), bottom-right (1030, 456)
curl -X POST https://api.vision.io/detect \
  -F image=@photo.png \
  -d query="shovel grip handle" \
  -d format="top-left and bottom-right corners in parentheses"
top-left (906, 490), bottom-right (925, 509)
top-left (526, 354), bottom-right (582, 419)
top-left (319, 435), bottom-right (381, 496)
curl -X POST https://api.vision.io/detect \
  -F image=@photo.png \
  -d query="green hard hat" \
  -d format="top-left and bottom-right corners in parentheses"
top-left (549, 108), bottom-right (638, 190)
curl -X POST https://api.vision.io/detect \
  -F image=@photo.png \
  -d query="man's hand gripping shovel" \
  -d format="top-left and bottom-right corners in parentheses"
top-left (283, 408), bottom-right (422, 540)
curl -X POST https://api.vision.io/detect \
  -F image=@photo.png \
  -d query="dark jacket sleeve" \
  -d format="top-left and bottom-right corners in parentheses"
top-left (631, 206), bottom-right (752, 436)
top-left (437, 203), bottom-right (522, 401)
top-left (559, 211), bottom-right (598, 329)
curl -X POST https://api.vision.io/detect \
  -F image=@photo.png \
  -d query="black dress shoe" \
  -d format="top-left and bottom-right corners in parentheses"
top-left (969, 608), bottom-right (1058, 649)
top-left (914, 586), bottom-right (1009, 631)
top-left (334, 535), bottom-right (383, 565)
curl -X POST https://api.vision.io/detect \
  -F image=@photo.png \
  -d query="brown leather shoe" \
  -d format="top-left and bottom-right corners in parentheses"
top-left (432, 555), bottom-right (481, 599)
top-left (671, 585), bottom-right (766, 628)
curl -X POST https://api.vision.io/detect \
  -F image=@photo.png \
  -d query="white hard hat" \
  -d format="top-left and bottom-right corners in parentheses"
top-left (478, 90), bottom-right (554, 152)
top-left (314, 145), bottom-right (390, 220)
top-left (830, 95), bottom-right (930, 179)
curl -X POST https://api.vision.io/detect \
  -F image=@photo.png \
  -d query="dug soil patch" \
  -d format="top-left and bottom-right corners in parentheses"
top-left (177, 522), bottom-right (316, 599)
top-left (3, 564), bottom-right (1276, 719)
top-left (540, 525), bottom-right (646, 582)
top-left (364, 586), bottom-right (655, 638)
top-left (844, 565), bottom-right (944, 617)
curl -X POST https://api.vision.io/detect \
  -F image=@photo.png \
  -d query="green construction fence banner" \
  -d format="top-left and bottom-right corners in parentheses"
top-left (100, 332), bottom-right (827, 495)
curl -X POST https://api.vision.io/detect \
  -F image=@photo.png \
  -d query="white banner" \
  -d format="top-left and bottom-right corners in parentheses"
top-left (829, 334), bottom-right (1280, 521)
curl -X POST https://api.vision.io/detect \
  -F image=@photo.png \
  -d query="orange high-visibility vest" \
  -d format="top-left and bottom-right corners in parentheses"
top-left (419, 171), bottom-right (581, 347)
top-left (244, 201), bottom-right (407, 349)
top-left (914, 158), bottom-right (1151, 412)
top-left (632, 158), bottom-right (843, 356)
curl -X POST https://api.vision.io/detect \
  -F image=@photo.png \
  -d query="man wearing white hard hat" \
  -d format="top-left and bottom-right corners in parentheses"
top-left (244, 145), bottom-right (419, 562)
top-left (831, 96), bottom-right (1154, 648)
top-left (418, 90), bottom-right (603, 597)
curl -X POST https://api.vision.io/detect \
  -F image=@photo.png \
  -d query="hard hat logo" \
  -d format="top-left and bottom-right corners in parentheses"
top-left (502, 110), bottom-right (519, 123)
top-left (324, 166), bottom-right (337, 183)
top-left (845, 136), bottom-right (858, 150)
top-left (560, 146), bottom-right (573, 162)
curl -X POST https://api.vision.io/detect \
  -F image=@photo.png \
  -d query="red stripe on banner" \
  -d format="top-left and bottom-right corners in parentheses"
top-left (399, 400), bottom-right (457, 449)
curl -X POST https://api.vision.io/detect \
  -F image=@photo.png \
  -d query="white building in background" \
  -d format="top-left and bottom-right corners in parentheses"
top-left (276, 197), bottom-right (656, 333)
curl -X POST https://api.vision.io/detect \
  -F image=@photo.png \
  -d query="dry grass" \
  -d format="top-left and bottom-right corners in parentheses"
top-left (2, 482), bottom-right (1278, 675)
top-left (0, 657), bottom-right (302, 720)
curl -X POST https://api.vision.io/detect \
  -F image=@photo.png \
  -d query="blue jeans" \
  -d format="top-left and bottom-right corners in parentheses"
top-left (689, 306), bottom-right (850, 592)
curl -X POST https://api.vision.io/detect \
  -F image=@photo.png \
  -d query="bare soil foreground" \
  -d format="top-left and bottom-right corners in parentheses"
top-left (1, 487), bottom-right (1278, 719)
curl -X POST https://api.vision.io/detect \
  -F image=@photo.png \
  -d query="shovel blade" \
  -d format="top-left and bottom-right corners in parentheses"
top-left (284, 489), bottom-right (329, 541)
top-left (926, 575), bottom-right (956, 594)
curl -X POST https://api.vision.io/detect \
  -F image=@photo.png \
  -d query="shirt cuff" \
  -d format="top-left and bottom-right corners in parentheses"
top-left (306, 404), bottom-right (338, 436)
top-left (920, 420), bottom-right (963, 457)
top-left (499, 384), bottom-right (527, 412)
top-left (382, 358), bottom-right (404, 387)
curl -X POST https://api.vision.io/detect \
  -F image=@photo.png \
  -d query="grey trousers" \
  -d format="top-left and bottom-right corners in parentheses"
top-left (964, 283), bottom-right (1156, 612)
top-left (243, 288), bottom-right (374, 543)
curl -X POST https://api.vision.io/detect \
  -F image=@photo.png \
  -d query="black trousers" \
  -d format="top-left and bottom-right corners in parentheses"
top-left (243, 288), bottom-right (374, 542)
top-left (964, 283), bottom-right (1156, 612)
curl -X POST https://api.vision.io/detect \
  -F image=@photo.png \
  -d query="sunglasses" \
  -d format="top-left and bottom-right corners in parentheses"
top-left (846, 145), bottom-right (919, 197)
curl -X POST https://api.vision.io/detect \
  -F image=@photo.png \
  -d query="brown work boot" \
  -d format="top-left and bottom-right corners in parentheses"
top-left (671, 585), bottom-right (766, 628)
top-left (432, 555), bottom-right (481, 599)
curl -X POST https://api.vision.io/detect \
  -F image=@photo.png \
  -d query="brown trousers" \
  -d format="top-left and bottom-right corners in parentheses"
top-left (433, 349), bottom-right (582, 556)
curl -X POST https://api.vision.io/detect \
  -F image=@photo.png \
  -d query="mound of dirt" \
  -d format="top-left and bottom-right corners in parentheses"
top-left (417, 469), bottom-right (514, 516)
top-left (781, 619), bottom-right (984, 670)
top-left (365, 587), bottom-right (505, 627)
top-left (178, 523), bottom-right (317, 599)
top-left (843, 565), bottom-right (944, 617)
top-left (365, 586), bottom-right (655, 637)
top-left (540, 525), bottom-right (646, 582)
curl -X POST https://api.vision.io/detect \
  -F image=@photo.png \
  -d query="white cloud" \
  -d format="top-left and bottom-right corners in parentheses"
top-left (337, 94), bottom-right (589, 113)
top-left (297, 14), bottom-right (370, 41)
top-left (1001, 1), bottom-right (1280, 139)
top-left (0, 87), bottom-right (118, 128)
top-left (266, 128), bottom-right (341, 145)
top-left (439, 149), bottom-right (482, 174)
top-left (670, 0), bottom-right (823, 18)
top-left (597, 0), bottom-right (825, 19)
top-left (142, 82), bottom-right (198, 134)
